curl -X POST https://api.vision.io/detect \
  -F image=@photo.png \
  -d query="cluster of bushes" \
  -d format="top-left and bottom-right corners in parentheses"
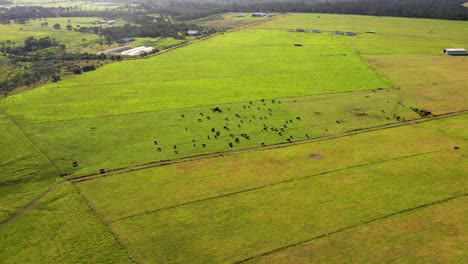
top-left (0, 36), bottom-right (111, 94)
top-left (78, 21), bottom-right (216, 42)
top-left (72, 65), bottom-right (96, 74)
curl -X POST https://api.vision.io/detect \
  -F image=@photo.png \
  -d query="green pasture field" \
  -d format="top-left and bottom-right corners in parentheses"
top-left (196, 12), bottom-right (275, 28)
top-left (251, 196), bottom-right (467, 263)
top-left (0, 109), bottom-right (59, 222)
top-left (0, 17), bottom-right (108, 51)
top-left (0, 183), bottom-right (132, 263)
top-left (76, 114), bottom-right (467, 263)
top-left (10, 0), bottom-right (124, 10)
top-left (18, 88), bottom-right (418, 177)
top-left (1, 28), bottom-right (391, 123)
top-left (254, 13), bottom-right (468, 55)
top-left (1, 13), bottom-right (467, 263)
top-left (365, 55), bottom-right (468, 114)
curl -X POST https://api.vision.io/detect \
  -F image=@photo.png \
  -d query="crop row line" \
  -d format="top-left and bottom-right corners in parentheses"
top-left (109, 147), bottom-right (453, 223)
top-left (233, 193), bottom-right (468, 263)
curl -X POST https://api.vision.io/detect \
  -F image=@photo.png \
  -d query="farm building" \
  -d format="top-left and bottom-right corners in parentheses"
top-left (294, 43), bottom-right (303, 47)
top-left (346, 32), bottom-right (357, 36)
top-left (296, 28), bottom-right (306, 32)
top-left (187, 30), bottom-right (200, 36)
top-left (443, 48), bottom-right (466, 55)
top-left (334, 31), bottom-right (344, 35)
top-left (366, 30), bottom-right (376, 34)
top-left (252, 12), bottom-right (267, 17)
top-left (99, 19), bottom-right (116, 25)
top-left (312, 29), bottom-right (321, 33)
top-left (98, 46), bottom-right (131, 55)
top-left (120, 46), bottom-right (155, 56)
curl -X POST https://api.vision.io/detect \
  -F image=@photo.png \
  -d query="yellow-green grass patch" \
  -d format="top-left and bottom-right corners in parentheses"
top-left (0, 110), bottom-right (59, 222)
top-left (254, 13), bottom-right (468, 55)
top-left (0, 183), bottom-right (132, 263)
top-left (1, 28), bottom-right (392, 123)
top-left (250, 196), bottom-right (468, 264)
top-left (18, 89), bottom-right (419, 178)
top-left (77, 115), bottom-right (466, 222)
top-left (108, 147), bottom-right (466, 263)
top-left (196, 12), bottom-right (275, 28)
top-left (366, 54), bottom-right (468, 114)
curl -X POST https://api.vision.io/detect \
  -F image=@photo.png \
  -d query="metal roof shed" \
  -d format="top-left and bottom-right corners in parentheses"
top-left (443, 48), bottom-right (466, 55)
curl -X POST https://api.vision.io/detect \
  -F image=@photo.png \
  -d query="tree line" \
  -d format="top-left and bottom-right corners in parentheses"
top-left (152, 0), bottom-right (468, 21)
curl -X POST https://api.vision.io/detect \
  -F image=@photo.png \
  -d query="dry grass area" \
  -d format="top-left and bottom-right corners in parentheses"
top-left (366, 55), bottom-right (468, 114)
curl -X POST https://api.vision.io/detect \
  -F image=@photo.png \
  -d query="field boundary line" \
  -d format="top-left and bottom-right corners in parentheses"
top-left (1, 110), bottom-right (466, 227)
top-left (69, 109), bottom-right (468, 183)
top-left (233, 193), bottom-right (468, 263)
top-left (109, 147), bottom-right (454, 223)
top-left (72, 184), bottom-right (139, 264)
top-left (0, 181), bottom-right (68, 227)
top-left (0, 107), bottom-right (61, 172)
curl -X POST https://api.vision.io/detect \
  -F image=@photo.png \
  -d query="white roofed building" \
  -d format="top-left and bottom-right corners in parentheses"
top-left (443, 48), bottom-right (466, 55)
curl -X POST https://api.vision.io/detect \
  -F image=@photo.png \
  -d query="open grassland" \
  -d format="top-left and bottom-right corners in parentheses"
top-left (253, 13), bottom-right (468, 55)
top-left (366, 55), bottom-right (468, 114)
top-left (77, 114), bottom-right (468, 263)
top-left (0, 17), bottom-right (104, 43)
top-left (10, 0), bottom-right (124, 10)
top-left (196, 12), bottom-right (275, 28)
top-left (0, 183), bottom-right (132, 263)
top-left (1, 13), bottom-right (467, 262)
top-left (251, 196), bottom-right (468, 263)
top-left (0, 109), bottom-right (59, 222)
top-left (13, 88), bottom-right (419, 177)
top-left (1, 28), bottom-right (391, 122)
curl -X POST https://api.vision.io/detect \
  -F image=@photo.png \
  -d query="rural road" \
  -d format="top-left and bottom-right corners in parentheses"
top-left (1, 109), bottom-right (466, 227)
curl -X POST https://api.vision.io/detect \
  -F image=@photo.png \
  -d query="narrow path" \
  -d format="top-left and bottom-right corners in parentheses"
top-left (234, 193), bottom-right (468, 263)
top-left (1, 109), bottom-right (466, 227)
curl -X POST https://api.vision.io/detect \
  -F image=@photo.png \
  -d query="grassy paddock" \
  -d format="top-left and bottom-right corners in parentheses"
top-left (0, 110), bottom-right (59, 222)
top-left (76, 115), bottom-right (467, 262)
top-left (77, 114), bottom-right (467, 222)
top-left (0, 17), bottom-right (103, 43)
top-left (250, 196), bottom-right (468, 263)
top-left (0, 183), bottom-right (132, 263)
top-left (196, 12), bottom-right (275, 28)
top-left (108, 140), bottom-right (467, 263)
top-left (1, 27), bottom-right (391, 123)
top-left (366, 55), bottom-right (468, 114)
top-left (253, 13), bottom-right (468, 55)
top-left (19, 89), bottom-right (419, 177)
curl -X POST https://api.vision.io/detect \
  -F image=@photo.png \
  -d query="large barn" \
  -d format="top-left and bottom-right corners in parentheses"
top-left (443, 48), bottom-right (466, 55)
